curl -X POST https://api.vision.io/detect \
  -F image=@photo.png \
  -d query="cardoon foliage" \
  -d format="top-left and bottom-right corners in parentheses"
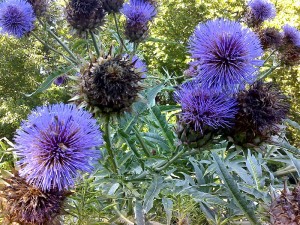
top-left (248, 0), bottom-right (276, 23)
top-left (14, 103), bottom-right (103, 191)
top-left (174, 81), bottom-right (238, 133)
top-left (282, 24), bottom-right (300, 47)
top-left (189, 19), bottom-right (263, 92)
top-left (0, 0), bottom-right (35, 38)
top-left (122, 0), bottom-right (157, 42)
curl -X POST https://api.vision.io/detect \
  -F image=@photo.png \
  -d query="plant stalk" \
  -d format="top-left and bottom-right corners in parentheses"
top-left (31, 32), bottom-right (77, 64)
top-left (104, 115), bottom-right (118, 174)
top-left (89, 30), bottom-right (100, 57)
top-left (113, 13), bottom-right (127, 51)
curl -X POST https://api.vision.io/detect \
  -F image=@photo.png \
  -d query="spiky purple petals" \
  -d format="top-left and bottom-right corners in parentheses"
top-left (283, 24), bottom-right (300, 47)
top-left (54, 75), bottom-right (67, 86)
top-left (248, 0), bottom-right (276, 22)
top-left (0, 0), bottom-right (35, 38)
top-left (14, 103), bottom-right (103, 191)
top-left (189, 19), bottom-right (263, 92)
top-left (132, 55), bottom-right (147, 78)
top-left (121, 0), bottom-right (156, 42)
top-left (174, 81), bottom-right (238, 133)
top-left (122, 0), bottom-right (156, 25)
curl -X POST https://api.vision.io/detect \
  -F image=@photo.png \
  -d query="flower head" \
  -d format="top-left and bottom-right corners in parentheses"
top-left (174, 81), bottom-right (238, 133)
top-left (132, 55), bottom-right (147, 78)
top-left (54, 75), bottom-right (67, 86)
top-left (102, 0), bottom-right (124, 13)
top-left (66, 0), bottom-right (106, 34)
top-left (76, 54), bottom-right (145, 113)
top-left (27, 0), bottom-right (49, 17)
top-left (232, 81), bottom-right (290, 146)
top-left (189, 19), bottom-right (263, 92)
top-left (122, 0), bottom-right (156, 42)
top-left (248, 0), bottom-right (276, 23)
top-left (14, 103), bottom-right (103, 191)
top-left (282, 24), bottom-right (300, 47)
top-left (259, 27), bottom-right (283, 50)
top-left (0, 173), bottom-right (68, 225)
top-left (0, 0), bottom-right (35, 38)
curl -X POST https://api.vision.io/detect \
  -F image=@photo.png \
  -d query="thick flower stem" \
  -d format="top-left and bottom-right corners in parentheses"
top-left (89, 30), bottom-right (100, 57)
top-left (104, 115), bottom-right (118, 174)
top-left (31, 32), bottom-right (77, 64)
top-left (113, 13), bottom-right (127, 51)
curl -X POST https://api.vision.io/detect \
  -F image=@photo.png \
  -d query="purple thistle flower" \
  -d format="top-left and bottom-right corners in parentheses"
top-left (122, 0), bottom-right (156, 25)
top-left (14, 103), bottom-right (103, 191)
top-left (54, 75), bottom-right (67, 86)
top-left (0, 0), bottom-right (35, 38)
top-left (189, 19), bottom-right (263, 92)
top-left (121, 0), bottom-right (156, 42)
top-left (174, 81), bottom-right (238, 133)
top-left (248, 0), bottom-right (276, 22)
top-left (132, 55), bottom-right (147, 78)
top-left (283, 24), bottom-right (300, 47)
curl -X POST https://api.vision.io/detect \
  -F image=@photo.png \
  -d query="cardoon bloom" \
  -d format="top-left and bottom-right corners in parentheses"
top-left (122, 0), bottom-right (157, 42)
top-left (0, 0), bottom-right (35, 38)
top-left (174, 81), bottom-right (238, 133)
top-left (282, 24), bottom-right (300, 47)
top-left (14, 103), bottom-right (103, 191)
top-left (102, 0), bottom-right (124, 14)
top-left (0, 173), bottom-right (69, 225)
top-left (54, 75), bottom-right (67, 86)
top-left (66, 0), bottom-right (106, 34)
top-left (132, 55), bottom-right (147, 78)
top-left (75, 53), bottom-right (145, 113)
top-left (248, 0), bottom-right (276, 23)
top-left (258, 27), bottom-right (282, 50)
top-left (189, 19), bottom-right (263, 92)
top-left (27, 0), bottom-right (49, 17)
top-left (231, 81), bottom-right (289, 146)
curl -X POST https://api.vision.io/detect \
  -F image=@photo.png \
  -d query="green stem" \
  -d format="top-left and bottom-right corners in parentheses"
top-left (31, 32), bottom-right (77, 64)
top-left (258, 64), bottom-right (280, 80)
top-left (113, 13), bottom-right (127, 51)
top-left (89, 30), bottom-right (100, 57)
top-left (133, 125), bottom-right (151, 157)
top-left (38, 19), bottom-right (78, 62)
top-left (104, 115), bottom-right (118, 174)
top-left (263, 49), bottom-right (277, 66)
top-left (155, 149), bottom-right (185, 172)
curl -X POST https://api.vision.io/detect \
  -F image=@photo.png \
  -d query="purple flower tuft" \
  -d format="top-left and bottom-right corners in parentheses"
top-left (54, 75), bottom-right (67, 86)
top-left (121, 0), bottom-right (156, 42)
top-left (174, 81), bottom-right (238, 133)
top-left (248, 0), bottom-right (276, 22)
top-left (14, 103), bottom-right (103, 191)
top-left (122, 0), bottom-right (156, 26)
top-left (189, 19), bottom-right (263, 92)
top-left (132, 55), bottom-right (147, 78)
top-left (0, 0), bottom-right (35, 38)
top-left (283, 24), bottom-right (300, 47)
